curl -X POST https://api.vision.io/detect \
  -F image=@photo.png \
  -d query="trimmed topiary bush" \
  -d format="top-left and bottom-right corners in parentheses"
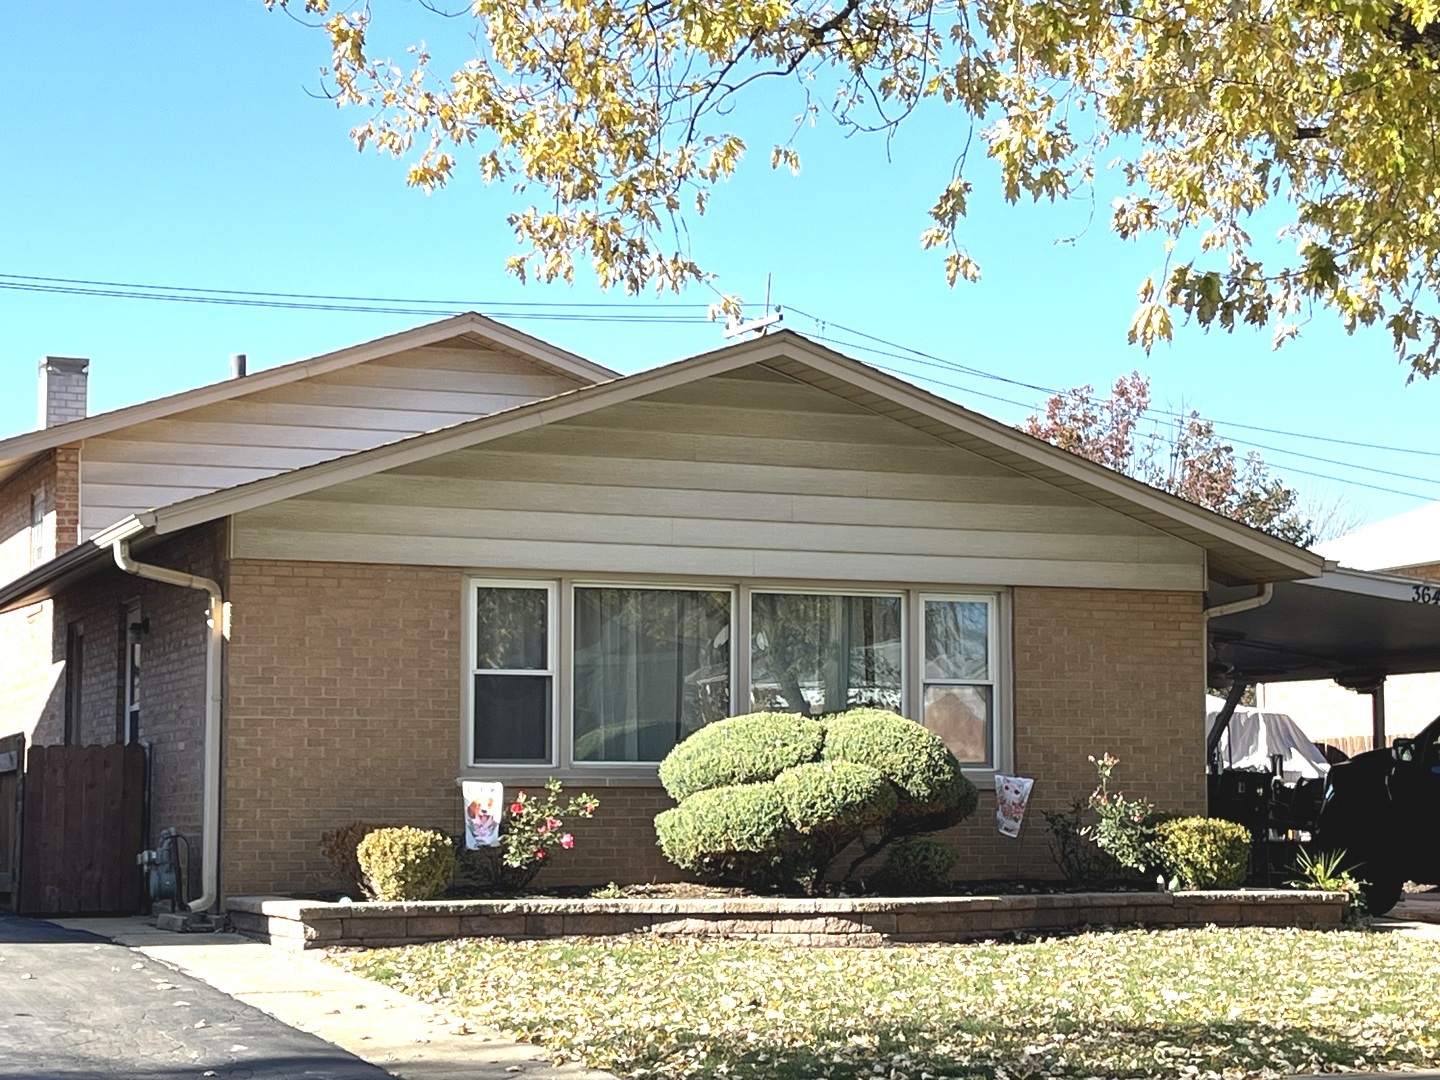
top-left (1157, 816), bottom-right (1251, 889)
top-left (655, 708), bottom-right (977, 892)
top-left (356, 826), bottom-right (456, 902)
top-left (658, 712), bottom-right (826, 801)
top-left (871, 839), bottom-right (959, 894)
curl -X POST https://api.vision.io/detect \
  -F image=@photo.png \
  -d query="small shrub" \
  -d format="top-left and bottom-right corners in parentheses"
top-left (455, 780), bottom-right (598, 894)
top-left (658, 712), bottom-right (826, 801)
top-left (356, 826), bottom-right (456, 902)
top-left (320, 821), bottom-right (392, 895)
top-left (1043, 798), bottom-right (1127, 887)
top-left (1088, 753), bottom-right (1169, 879)
top-left (1289, 847), bottom-right (1369, 924)
top-left (1157, 816), bottom-right (1251, 889)
top-left (871, 840), bottom-right (957, 894)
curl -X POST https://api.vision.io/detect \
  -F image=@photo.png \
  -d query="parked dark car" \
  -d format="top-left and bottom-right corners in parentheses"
top-left (1315, 712), bottom-right (1440, 914)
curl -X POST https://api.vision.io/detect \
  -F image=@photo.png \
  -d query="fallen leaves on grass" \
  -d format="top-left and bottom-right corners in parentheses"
top-left (331, 927), bottom-right (1440, 1079)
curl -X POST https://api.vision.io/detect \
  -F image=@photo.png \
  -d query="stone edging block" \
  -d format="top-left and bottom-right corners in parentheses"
top-left (225, 890), bottom-right (1350, 951)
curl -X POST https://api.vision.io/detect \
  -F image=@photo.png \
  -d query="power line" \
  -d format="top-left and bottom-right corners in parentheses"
top-left (865, 357), bottom-right (1440, 503)
top-left (794, 310), bottom-right (1440, 464)
top-left (0, 272), bottom-right (709, 310)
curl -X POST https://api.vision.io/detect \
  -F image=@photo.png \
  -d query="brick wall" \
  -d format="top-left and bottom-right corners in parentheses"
top-left (222, 564), bottom-right (1205, 895)
top-left (0, 523), bottom-right (224, 898)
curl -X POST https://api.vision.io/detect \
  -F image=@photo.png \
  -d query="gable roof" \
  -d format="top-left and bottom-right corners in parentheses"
top-left (0, 312), bottom-right (618, 485)
top-left (67, 329), bottom-right (1321, 590)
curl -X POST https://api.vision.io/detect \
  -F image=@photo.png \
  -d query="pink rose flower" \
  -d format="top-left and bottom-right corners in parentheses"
top-left (560, 833), bottom-right (574, 850)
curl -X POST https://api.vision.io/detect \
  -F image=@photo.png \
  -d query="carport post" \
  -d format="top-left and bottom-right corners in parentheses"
top-left (1370, 677), bottom-right (1387, 750)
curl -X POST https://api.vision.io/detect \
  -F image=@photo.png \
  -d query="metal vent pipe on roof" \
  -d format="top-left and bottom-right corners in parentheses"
top-left (230, 353), bottom-right (247, 379)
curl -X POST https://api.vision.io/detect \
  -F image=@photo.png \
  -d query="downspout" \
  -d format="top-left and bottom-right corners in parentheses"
top-left (1203, 582), bottom-right (1273, 622)
top-left (113, 538), bottom-right (223, 914)
top-left (1203, 584), bottom-right (1274, 765)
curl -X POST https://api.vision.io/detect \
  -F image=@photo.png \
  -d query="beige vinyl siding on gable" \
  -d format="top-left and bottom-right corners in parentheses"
top-left (230, 369), bottom-right (1206, 590)
top-left (79, 344), bottom-right (586, 538)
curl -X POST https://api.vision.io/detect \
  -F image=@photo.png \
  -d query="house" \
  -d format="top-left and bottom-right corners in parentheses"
top-left (0, 315), bottom-right (1323, 910)
top-left (1259, 505), bottom-right (1440, 754)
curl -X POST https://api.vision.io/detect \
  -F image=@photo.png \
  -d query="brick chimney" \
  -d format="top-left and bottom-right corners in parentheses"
top-left (39, 356), bottom-right (89, 429)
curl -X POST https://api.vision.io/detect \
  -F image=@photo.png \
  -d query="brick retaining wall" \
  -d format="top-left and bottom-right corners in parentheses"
top-left (228, 891), bottom-right (1349, 951)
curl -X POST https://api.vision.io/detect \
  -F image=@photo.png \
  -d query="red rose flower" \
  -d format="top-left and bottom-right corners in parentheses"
top-left (509, 802), bottom-right (525, 815)
top-left (535, 849), bottom-right (547, 860)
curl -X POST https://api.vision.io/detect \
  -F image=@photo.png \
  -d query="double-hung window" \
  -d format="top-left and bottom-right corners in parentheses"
top-left (470, 583), bottom-right (556, 765)
top-left (920, 596), bottom-right (998, 767)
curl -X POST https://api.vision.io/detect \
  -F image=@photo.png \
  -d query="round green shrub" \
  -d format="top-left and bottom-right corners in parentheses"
top-left (658, 712), bottom-right (825, 801)
top-left (1157, 816), bottom-right (1251, 889)
top-left (356, 826), bottom-right (456, 902)
top-left (822, 708), bottom-right (978, 825)
top-left (655, 782), bottom-right (796, 883)
top-left (772, 761), bottom-right (898, 836)
top-left (872, 839), bottom-right (958, 895)
top-left (655, 708), bottom-right (978, 891)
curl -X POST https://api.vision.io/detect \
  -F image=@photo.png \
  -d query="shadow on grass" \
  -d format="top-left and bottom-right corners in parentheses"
top-left (564, 1017), bottom-right (1419, 1079)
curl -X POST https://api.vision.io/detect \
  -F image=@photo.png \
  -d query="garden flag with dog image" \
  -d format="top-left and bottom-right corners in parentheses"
top-left (994, 775), bottom-right (1034, 838)
top-left (463, 780), bottom-right (504, 848)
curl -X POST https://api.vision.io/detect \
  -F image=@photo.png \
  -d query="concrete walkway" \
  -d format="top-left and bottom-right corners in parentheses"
top-left (53, 916), bottom-right (615, 1080)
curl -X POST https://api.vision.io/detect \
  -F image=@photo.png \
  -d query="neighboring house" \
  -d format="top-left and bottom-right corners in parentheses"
top-left (1261, 506), bottom-right (1440, 753)
top-left (0, 316), bottom-right (1322, 906)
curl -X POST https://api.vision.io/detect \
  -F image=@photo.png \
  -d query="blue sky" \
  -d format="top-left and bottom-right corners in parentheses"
top-left (2, 1), bottom-right (1437, 529)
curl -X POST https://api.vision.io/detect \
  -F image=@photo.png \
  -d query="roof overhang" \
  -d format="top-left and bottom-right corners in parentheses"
top-left (1208, 565), bottom-right (1440, 683)
top-left (120, 331), bottom-right (1321, 587)
top-left (0, 312), bottom-right (618, 486)
top-left (0, 517), bottom-right (151, 614)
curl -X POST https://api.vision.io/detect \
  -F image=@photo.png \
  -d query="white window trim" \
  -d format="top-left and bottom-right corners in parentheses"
top-left (123, 602), bottom-right (142, 745)
top-left (462, 579), bottom-right (560, 770)
top-left (459, 575), bottom-right (1012, 781)
top-left (918, 592), bottom-right (1001, 770)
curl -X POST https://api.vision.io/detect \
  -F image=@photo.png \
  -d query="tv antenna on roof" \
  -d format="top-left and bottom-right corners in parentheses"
top-left (723, 274), bottom-right (783, 339)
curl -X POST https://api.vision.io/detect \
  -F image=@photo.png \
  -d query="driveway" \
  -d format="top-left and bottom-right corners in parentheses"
top-left (0, 913), bottom-right (393, 1079)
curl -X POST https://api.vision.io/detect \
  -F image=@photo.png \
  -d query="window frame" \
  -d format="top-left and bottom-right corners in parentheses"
top-left (569, 580), bottom-right (737, 767)
top-left (463, 579), bottom-right (560, 769)
top-left (459, 575), bottom-right (1011, 780)
top-left (917, 592), bottom-right (1001, 769)
top-left (746, 586), bottom-right (907, 718)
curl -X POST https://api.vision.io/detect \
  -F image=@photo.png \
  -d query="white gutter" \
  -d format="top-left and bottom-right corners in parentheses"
top-left (1204, 583), bottom-right (1274, 621)
top-left (112, 537), bottom-right (223, 915)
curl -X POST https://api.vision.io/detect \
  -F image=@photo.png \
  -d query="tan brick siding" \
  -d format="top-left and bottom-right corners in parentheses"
top-left (222, 565), bottom-right (1205, 895)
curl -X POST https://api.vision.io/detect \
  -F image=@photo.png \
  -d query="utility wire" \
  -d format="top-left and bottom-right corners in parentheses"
top-left (0, 272), bottom-right (709, 310)
top-left (795, 310), bottom-right (1440, 466)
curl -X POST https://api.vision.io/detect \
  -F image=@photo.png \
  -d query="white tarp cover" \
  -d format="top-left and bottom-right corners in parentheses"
top-left (1205, 696), bottom-right (1331, 782)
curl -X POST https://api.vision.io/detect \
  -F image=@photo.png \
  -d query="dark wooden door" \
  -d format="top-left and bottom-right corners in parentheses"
top-left (17, 744), bottom-right (146, 915)
top-left (0, 734), bottom-right (22, 901)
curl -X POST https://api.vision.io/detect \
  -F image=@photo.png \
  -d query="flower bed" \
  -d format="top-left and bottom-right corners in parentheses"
top-left (227, 889), bottom-right (1348, 951)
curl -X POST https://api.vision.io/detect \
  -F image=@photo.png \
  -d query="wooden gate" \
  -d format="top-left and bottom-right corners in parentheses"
top-left (16, 744), bottom-right (147, 915)
top-left (0, 734), bottom-right (22, 902)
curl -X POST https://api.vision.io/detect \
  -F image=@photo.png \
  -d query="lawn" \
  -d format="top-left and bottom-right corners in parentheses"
top-left (334, 927), bottom-right (1440, 1079)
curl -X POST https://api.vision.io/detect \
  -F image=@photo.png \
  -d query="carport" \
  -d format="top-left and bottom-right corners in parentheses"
top-left (1207, 565), bottom-right (1440, 756)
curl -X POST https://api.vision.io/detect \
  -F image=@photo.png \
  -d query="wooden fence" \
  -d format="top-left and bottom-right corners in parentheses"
top-left (16, 743), bottom-right (146, 915)
top-left (0, 734), bottom-right (22, 898)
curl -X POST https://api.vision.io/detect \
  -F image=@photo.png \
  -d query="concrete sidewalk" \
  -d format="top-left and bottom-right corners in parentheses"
top-left (54, 916), bottom-right (615, 1080)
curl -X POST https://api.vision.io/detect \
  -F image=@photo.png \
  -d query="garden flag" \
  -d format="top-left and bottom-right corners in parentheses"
top-left (462, 780), bottom-right (504, 849)
top-left (994, 775), bottom-right (1034, 838)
